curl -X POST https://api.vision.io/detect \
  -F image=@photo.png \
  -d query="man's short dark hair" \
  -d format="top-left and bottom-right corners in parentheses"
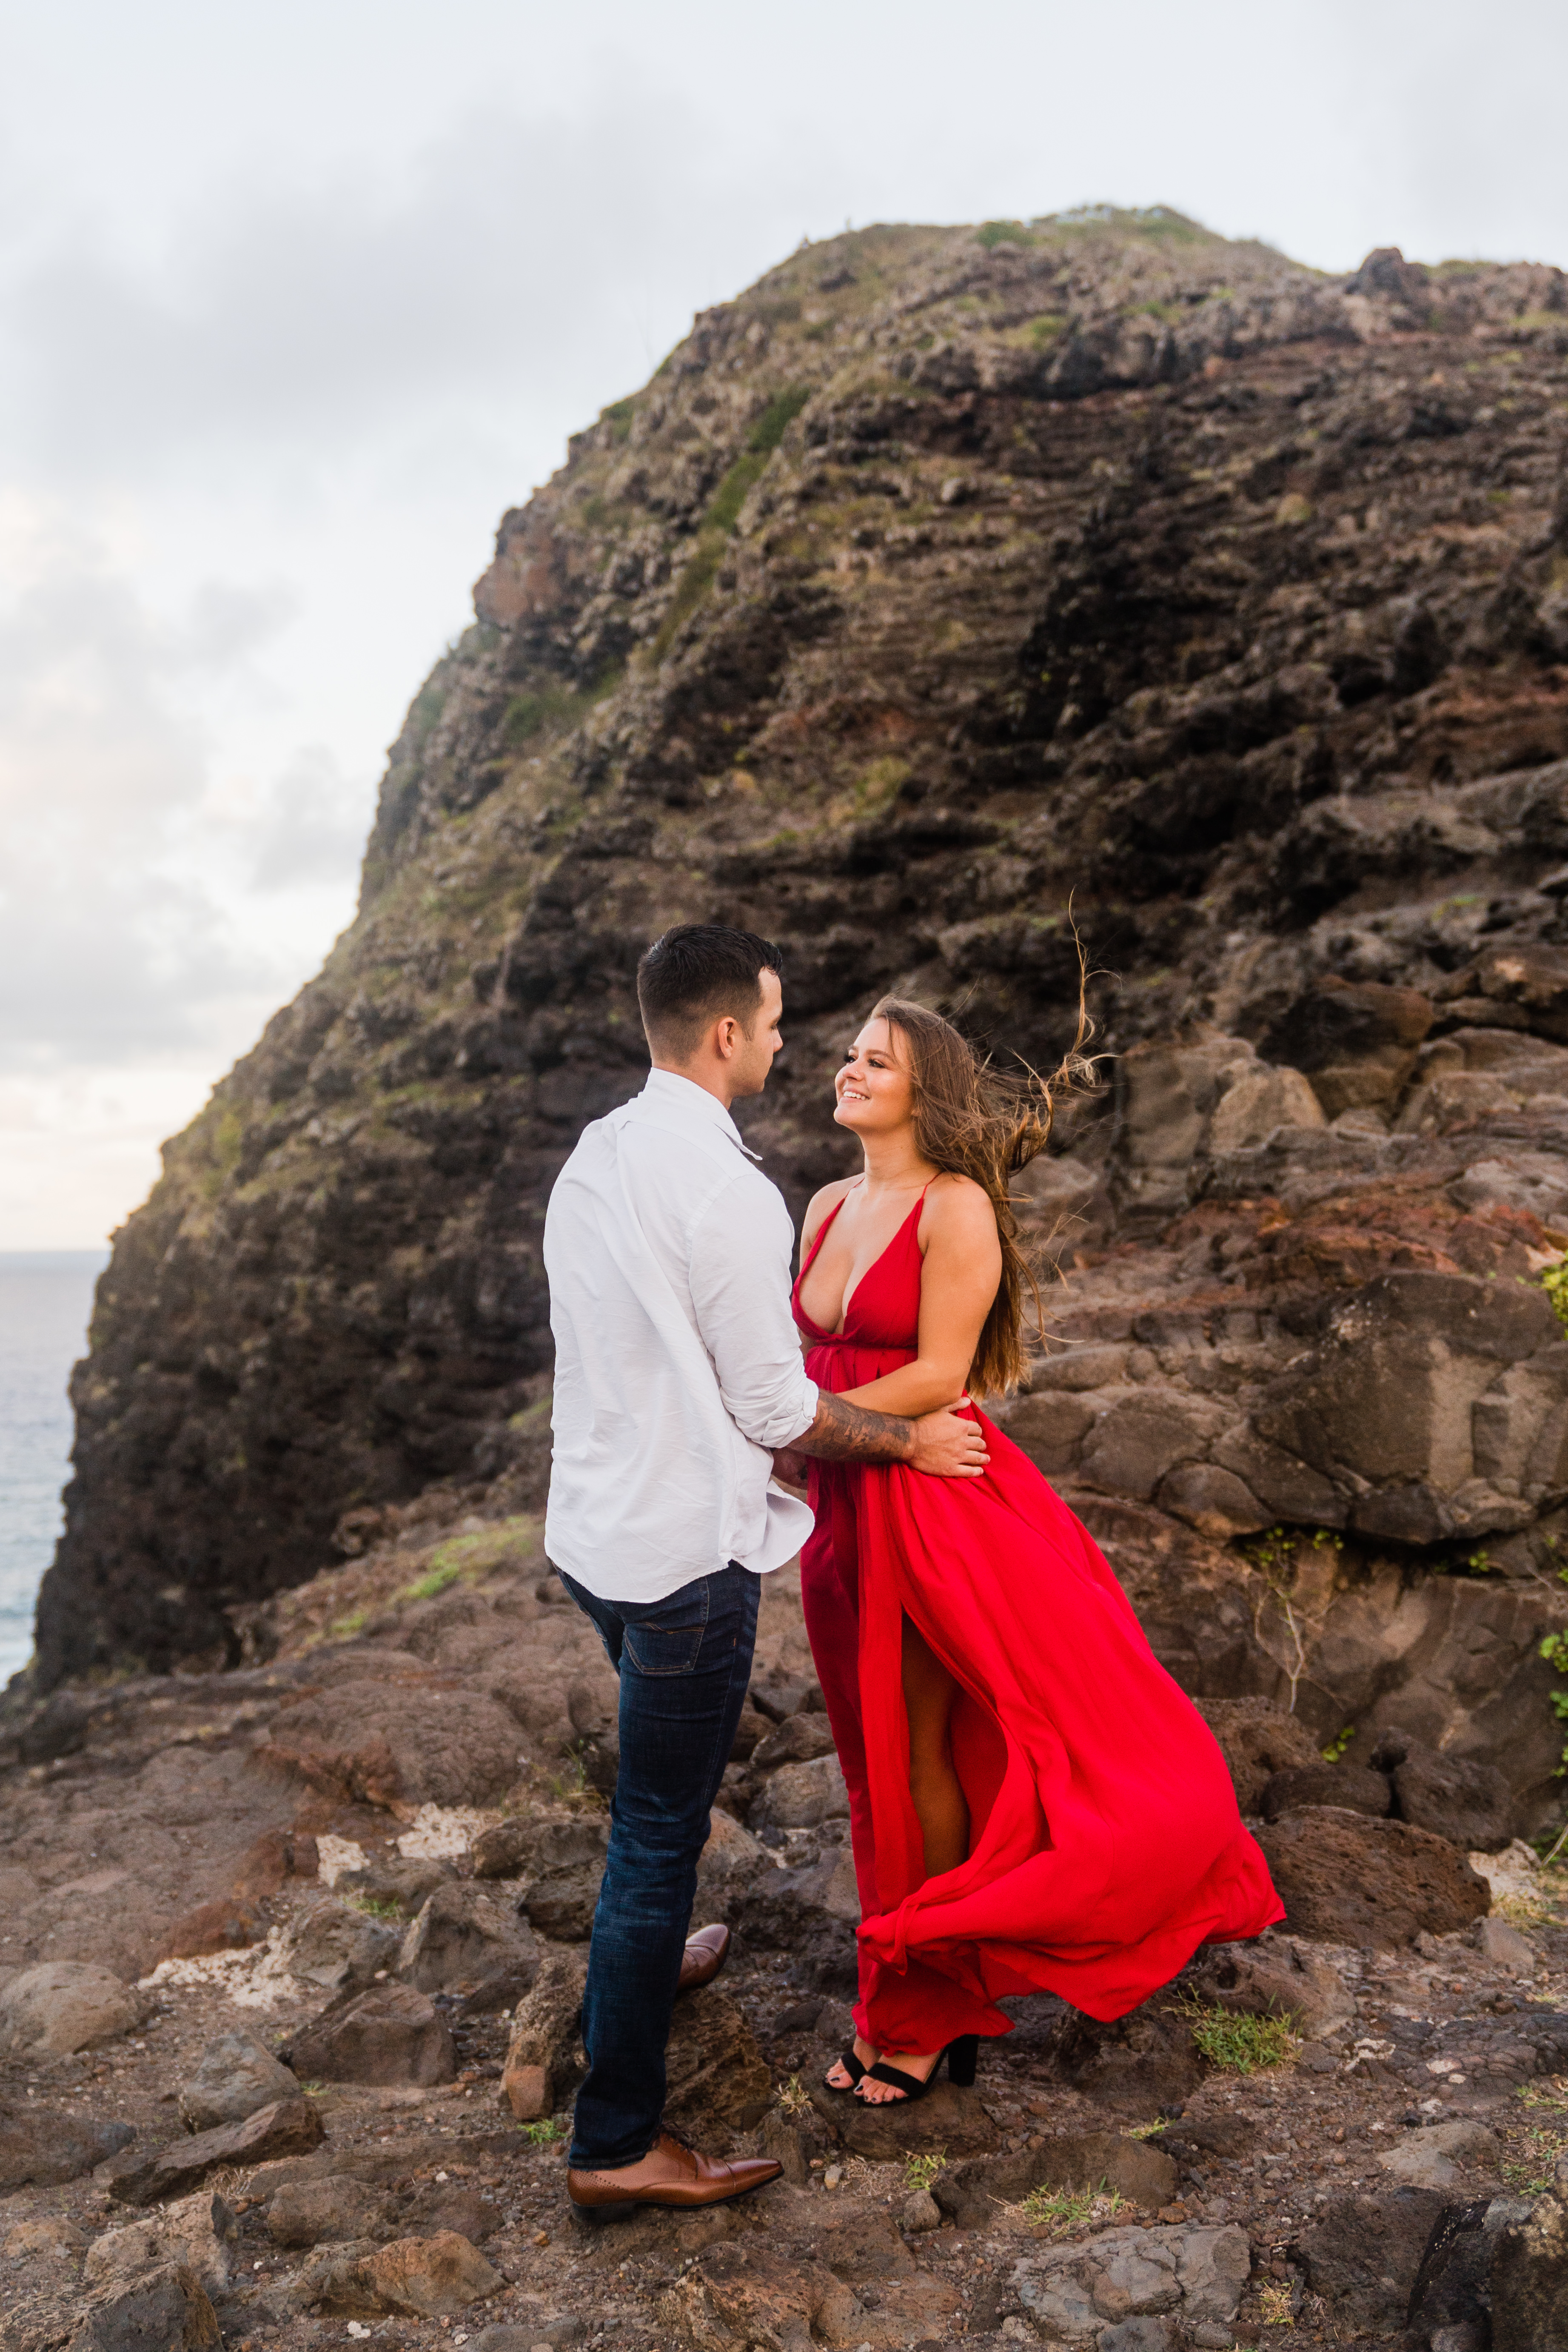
top-left (636, 924), bottom-right (784, 1056)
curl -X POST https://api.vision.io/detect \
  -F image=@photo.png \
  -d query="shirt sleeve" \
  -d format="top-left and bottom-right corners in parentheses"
top-left (688, 1169), bottom-right (819, 1449)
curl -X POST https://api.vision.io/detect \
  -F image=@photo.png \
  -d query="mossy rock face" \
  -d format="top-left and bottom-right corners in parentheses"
top-left (35, 213), bottom-right (1568, 1728)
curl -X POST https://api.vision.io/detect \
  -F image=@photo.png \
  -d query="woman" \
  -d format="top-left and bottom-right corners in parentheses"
top-left (781, 998), bottom-right (1283, 2107)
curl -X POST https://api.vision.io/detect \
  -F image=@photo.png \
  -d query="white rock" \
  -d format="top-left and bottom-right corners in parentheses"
top-left (1472, 1915), bottom-right (1535, 1972)
top-left (85, 2191), bottom-right (239, 2295)
top-left (1377, 2120), bottom-right (1500, 2191)
top-left (0, 1962), bottom-right (145, 2057)
top-left (1468, 1840), bottom-right (1542, 1903)
top-left (1012, 2224), bottom-right (1250, 2342)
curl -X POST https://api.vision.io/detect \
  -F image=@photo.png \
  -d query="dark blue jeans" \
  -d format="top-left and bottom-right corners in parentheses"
top-left (558, 1560), bottom-right (760, 2168)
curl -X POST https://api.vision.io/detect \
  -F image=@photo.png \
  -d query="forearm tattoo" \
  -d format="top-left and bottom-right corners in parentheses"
top-left (796, 1389), bottom-right (914, 1464)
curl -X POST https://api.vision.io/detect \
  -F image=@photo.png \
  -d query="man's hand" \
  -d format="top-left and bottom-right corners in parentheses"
top-left (771, 1446), bottom-right (812, 1490)
top-left (909, 1404), bottom-right (990, 1479)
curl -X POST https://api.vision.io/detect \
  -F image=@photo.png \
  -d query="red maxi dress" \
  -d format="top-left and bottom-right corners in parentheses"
top-left (793, 1192), bottom-right (1283, 2054)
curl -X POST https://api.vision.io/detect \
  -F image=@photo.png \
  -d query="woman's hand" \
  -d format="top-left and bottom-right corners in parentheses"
top-left (771, 1446), bottom-right (812, 1490)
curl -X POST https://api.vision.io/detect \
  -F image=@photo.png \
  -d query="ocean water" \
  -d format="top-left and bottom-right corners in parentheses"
top-left (0, 1252), bottom-right (107, 1685)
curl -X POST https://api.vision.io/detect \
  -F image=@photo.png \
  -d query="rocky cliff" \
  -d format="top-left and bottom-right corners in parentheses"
top-left (30, 211), bottom-right (1568, 1822)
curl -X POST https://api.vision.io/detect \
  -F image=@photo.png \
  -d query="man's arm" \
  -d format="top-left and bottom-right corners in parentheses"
top-left (787, 1390), bottom-right (989, 1478)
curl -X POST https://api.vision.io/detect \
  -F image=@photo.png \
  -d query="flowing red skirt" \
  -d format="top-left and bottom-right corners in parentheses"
top-left (795, 1203), bottom-right (1283, 2051)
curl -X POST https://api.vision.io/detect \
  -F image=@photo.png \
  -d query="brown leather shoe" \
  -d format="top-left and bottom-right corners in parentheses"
top-left (568, 2128), bottom-right (781, 2214)
top-left (677, 1922), bottom-right (730, 1993)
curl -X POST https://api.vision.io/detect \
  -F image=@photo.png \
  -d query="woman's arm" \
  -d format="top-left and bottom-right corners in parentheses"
top-left (838, 1176), bottom-right (1002, 1419)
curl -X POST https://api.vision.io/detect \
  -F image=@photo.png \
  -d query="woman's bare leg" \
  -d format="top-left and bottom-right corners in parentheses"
top-left (824, 2036), bottom-right (879, 2089)
top-left (902, 1613), bottom-right (969, 1877)
top-left (857, 1616), bottom-right (969, 2104)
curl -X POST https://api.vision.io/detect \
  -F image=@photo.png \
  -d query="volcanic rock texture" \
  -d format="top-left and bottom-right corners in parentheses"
top-left (26, 212), bottom-right (1568, 1830)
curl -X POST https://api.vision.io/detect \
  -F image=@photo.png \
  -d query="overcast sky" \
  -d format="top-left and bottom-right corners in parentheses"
top-left (1, 0), bottom-right (1565, 1248)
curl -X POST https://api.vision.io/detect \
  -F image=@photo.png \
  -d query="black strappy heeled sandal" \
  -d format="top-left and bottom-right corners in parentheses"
top-left (858, 2034), bottom-right (979, 2104)
top-left (824, 2044), bottom-right (868, 2094)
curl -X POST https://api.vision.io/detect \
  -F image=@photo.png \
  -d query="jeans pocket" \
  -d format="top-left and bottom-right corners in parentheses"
top-left (622, 1581), bottom-right (711, 1677)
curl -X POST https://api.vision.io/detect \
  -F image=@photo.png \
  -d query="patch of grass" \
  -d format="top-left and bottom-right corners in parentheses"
top-left (1541, 1250), bottom-right (1568, 1334)
top-left (1013, 2182), bottom-right (1126, 2236)
top-left (1256, 2282), bottom-right (1294, 2325)
top-left (1518, 2078), bottom-right (1568, 2112)
top-left (601, 397), bottom-right (636, 442)
top-left (1504, 2124), bottom-right (1565, 2195)
top-left (904, 2150), bottom-right (946, 2193)
top-left (1321, 1725), bottom-right (1356, 1764)
top-left (520, 2117), bottom-right (565, 2144)
top-left (1125, 2119), bottom-right (1166, 2141)
top-left (329, 1609), bottom-right (368, 1640)
top-left (1175, 1997), bottom-right (1301, 2075)
top-left (748, 385), bottom-right (812, 454)
top-left (343, 1893), bottom-right (401, 1921)
top-left (1027, 314), bottom-right (1067, 349)
top-left (976, 220), bottom-right (1032, 250)
top-left (424, 1517), bottom-right (539, 1584)
top-left (399, 1560), bottom-right (464, 1605)
top-left (502, 671), bottom-right (620, 751)
top-left (778, 2075), bottom-right (811, 2119)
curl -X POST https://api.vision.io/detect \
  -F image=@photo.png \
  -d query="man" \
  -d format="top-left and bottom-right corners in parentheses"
top-left (544, 923), bottom-right (989, 2217)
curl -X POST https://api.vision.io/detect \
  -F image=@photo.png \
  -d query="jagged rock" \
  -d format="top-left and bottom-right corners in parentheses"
top-left (501, 1949), bottom-right (586, 2119)
top-left (282, 1982), bottom-right (457, 2086)
top-left (281, 1898), bottom-right (401, 1992)
top-left (1010, 2222), bottom-right (1251, 2342)
top-left (749, 1754), bottom-right (850, 1832)
top-left (1474, 1915), bottom-right (1536, 1971)
top-left (1257, 1807), bottom-right (1491, 1947)
top-left (1409, 2192), bottom-right (1535, 2348)
top-left (157, 1898), bottom-right (266, 1961)
top-left (5, 2218), bottom-right (86, 2257)
top-left (360, 2232), bottom-right (503, 2317)
top-left (85, 2193), bottom-right (240, 2296)
top-left (178, 2029), bottom-right (299, 2131)
top-left (388, 2179), bottom-right (499, 2243)
top-left (695, 1806), bottom-right (772, 1895)
top-left (335, 1857), bottom-right (452, 1915)
top-left (515, 1816), bottom-right (610, 1940)
top-left (1037, 1998), bottom-right (1209, 2111)
top-left (0, 2107), bottom-right (135, 2192)
top-left (397, 1882), bottom-right (539, 1995)
top-left (105, 2096), bottom-right (325, 2205)
top-left (0, 1962), bottom-right (145, 2057)
top-left (818, 2075), bottom-right (1001, 2160)
top-left (469, 1818), bottom-right (535, 1879)
top-left (933, 2134), bottom-right (1179, 2227)
top-left (1291, 2188), bottom-right (1451, 2326)
top-left (1259, 1763), bottom-right (1392, 1821)
top-left (267, 2177), bottom-right (385, 2248)
top-left (1191, 1700), bottom-right (1323, 1815)
top-left (66, 2261), bottom-right (221, 2350)
top-left (662, 1988), bottom-right (773, 2136)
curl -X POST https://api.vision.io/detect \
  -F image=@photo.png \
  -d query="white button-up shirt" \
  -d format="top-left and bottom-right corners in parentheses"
top-left (543, 1068), bottom-right (819, 1602)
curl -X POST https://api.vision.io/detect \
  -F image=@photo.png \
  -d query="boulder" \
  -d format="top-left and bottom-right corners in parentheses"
top-left (105, 2096), bottom-right (325, 2206)
top-left (1256, 1807), bottom-right (1491, 1947)
top-left (282, 1981), bottom-right (457, 2086)
top-left (470, 1818), bottom-right (535, 1879)
top-left (66, 2261), bottom-right (221, 2350)
top-left (750, 1712), bottom-right (838, 1771)
top-left (0, 1961), bottom-right (146, 2057)
top-left (397, 1882), bottom-right (539, 1996)
top-left (1191, 1698), bottom-right (1323, 1814)
top-left (157, 1897), bottom-right (267, 1961)
top-left (1038, 1997), bottom-right (1210, 2111)
top-left (502, 1949), bottom-right (587, 2119)
top-left (334, 1857), bottom-right (452, 1915)
top-left (1078, 1390), bottom-right (1229, 1503)
top-left (1259, 1763), bottom-right (1392, 1821)
top-left (662, 1987), bottom-right (773, 2136)
top-left (178, 2029), bottom-right (299, 2131)
top-left (933, 2134), bottom-right (1179, 2228)
top-left (1292, 2188), bottom-right (1452, 2328)
top-left (517, 1816), bottom-right (610, 1941)
top-left (0, 2106), bottom-right (135, 2192)
top-left (1010, 2221), bottom-right (1251, 2343)
top-left (819, 2074), bottom-right (1001, 2161)
top-left (695, 1807), bottom-right (772, 1896)
top-left (749, 1753), bottom-right (850, 1832)
top-left (5, 2217), bottom-right (87, 2257)
top-left (281, 1898), bottom-right (401, 1992)
top-left (1474, 1915), bottom-right (1536, 1971)
top-left (267, 2177), bottom-right (386, 2248)
top-left (1489, 2184), bottom-right (1568, 2351)
top-left (85, 2192), bottom-right (240, 2296)
top-left (1379, 1736), bottom-right (1516, 1850)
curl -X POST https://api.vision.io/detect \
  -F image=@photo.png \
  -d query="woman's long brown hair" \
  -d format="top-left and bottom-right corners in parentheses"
top-left (870, 993), bottom-right (1095, 1398)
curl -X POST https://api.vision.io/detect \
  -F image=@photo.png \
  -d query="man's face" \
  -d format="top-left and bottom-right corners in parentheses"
top-left (730, 967), bottom-right (784, 1098)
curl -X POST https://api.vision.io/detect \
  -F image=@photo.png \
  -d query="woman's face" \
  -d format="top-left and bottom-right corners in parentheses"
top-left (833, 1017), bottom-right (915, 1137)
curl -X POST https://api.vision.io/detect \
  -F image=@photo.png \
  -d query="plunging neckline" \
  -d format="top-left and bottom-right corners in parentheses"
top-left (795, 1183), bottom-right (926, 1341)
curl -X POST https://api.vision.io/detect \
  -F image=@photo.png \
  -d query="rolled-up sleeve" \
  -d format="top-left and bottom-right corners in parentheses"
top-left (689, 1173), bottom-right (818, 1448)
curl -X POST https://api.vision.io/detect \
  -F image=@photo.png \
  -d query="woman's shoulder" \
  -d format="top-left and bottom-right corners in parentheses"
top-left (918, 1170), bottom-right (1001, 1254)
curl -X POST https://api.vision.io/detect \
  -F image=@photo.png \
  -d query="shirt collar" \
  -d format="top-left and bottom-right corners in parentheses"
top-left (638, 1068), bottom-right (763, 1161)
